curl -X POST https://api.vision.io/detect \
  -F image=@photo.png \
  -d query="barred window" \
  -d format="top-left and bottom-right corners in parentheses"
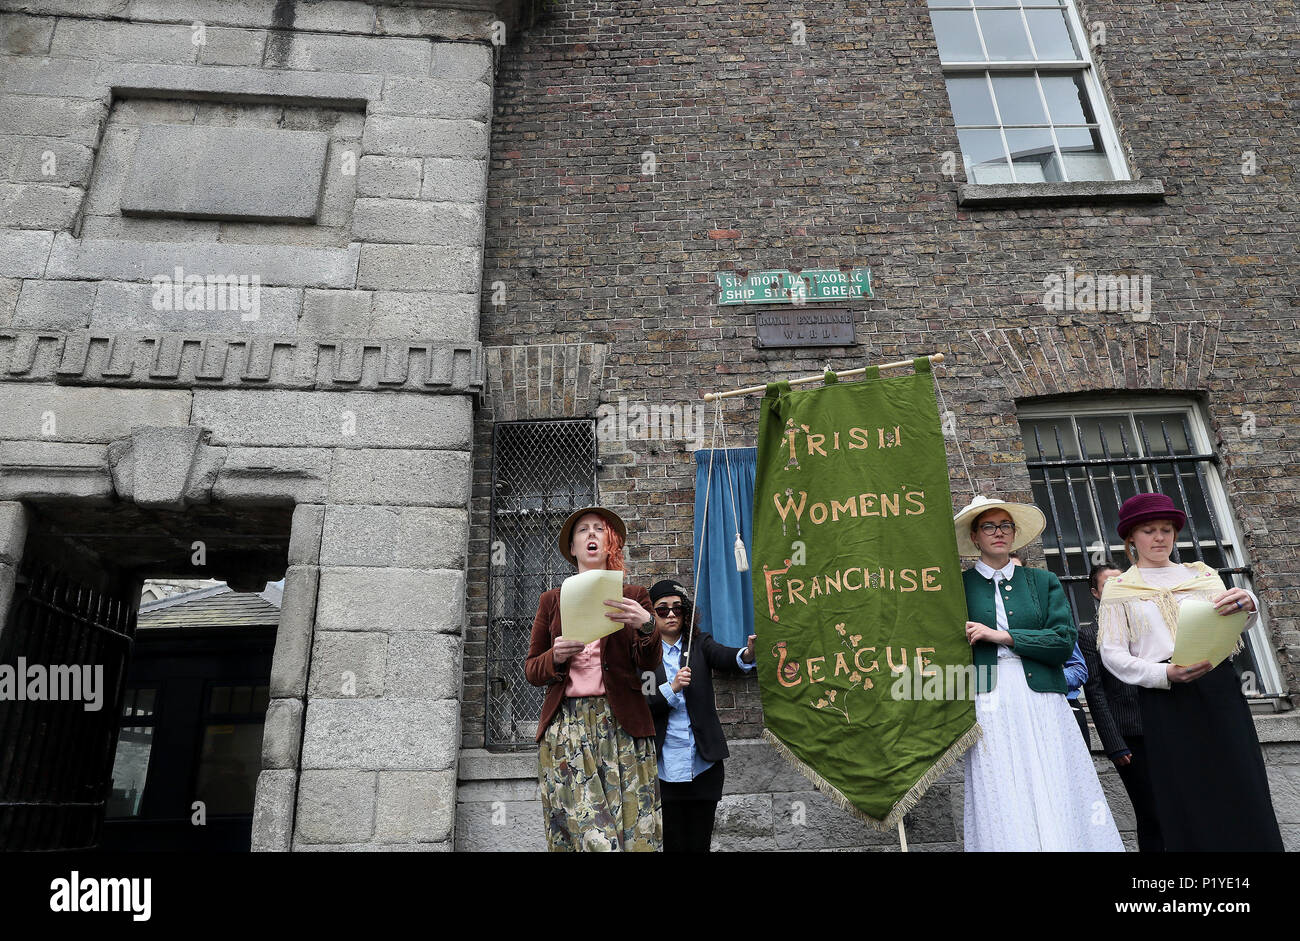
top-left (928, 0), bottom-right (1128, 184)
top-left (487, 420), bottom-right (598, 748)
top-left (1018, 398), bottom-right (1283, 698)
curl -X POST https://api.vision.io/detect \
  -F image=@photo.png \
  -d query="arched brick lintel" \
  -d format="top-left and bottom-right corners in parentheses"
top-left (482, 343), bottom-right (608, 421)
top-left (967, 322), bottom-right (1224, 400)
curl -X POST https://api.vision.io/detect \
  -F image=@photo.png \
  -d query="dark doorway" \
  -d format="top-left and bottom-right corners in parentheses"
top-left (0, 501), bottom-right (291, 851)
top-left (100, 585), bottom-right (279, 851)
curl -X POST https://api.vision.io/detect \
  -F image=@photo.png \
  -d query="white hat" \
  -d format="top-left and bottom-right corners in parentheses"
top-left (952, 495), bottom-right (1047, 558)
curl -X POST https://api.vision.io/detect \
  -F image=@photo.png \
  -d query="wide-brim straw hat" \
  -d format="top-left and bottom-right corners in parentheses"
top-left (557, 505), bottom-right (627, 566)
top-left (953, 494), bottom-right (1046, 558)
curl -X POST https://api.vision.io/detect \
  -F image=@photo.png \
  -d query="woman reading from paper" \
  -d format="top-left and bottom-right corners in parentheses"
top-left (1097, 492), bottom-right (1282, 851)
top-left (524, 506), bottom-right (663, 851)
top-left (955, 495), bottom-right (1122, 851)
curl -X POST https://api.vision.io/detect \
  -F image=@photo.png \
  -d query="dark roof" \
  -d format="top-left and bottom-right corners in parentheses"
top-left (137, 583), bottom-right (282, 630)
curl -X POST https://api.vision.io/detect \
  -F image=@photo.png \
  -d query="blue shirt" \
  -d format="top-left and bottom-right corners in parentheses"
top-left (1064, 642), bottom-right (1088, 701)
top-left (657, 636), bottom-right (755, 782)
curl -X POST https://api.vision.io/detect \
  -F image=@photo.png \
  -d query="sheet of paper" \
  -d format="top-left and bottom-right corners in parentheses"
top-left (1172, 598), bottom-right (1247, 668)
top-left (558, 569), bottom-right (627, 644)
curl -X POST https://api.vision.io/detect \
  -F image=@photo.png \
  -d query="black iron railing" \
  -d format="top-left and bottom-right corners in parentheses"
top-left (0, 560), bottom-right (137, 850)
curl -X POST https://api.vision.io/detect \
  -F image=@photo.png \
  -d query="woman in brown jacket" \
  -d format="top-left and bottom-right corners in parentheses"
top-left (525, 506), bottom-right (663, 851)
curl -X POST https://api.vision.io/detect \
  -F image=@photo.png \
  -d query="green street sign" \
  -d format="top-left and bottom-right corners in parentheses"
top-left (716, 268), bottom-right (873, 305)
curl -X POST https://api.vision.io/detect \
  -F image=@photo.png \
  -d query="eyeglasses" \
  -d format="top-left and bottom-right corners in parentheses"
top-left (654, 604), bottom-right (683, 618)
top-left (978, 521), bottom-right (1017, 536)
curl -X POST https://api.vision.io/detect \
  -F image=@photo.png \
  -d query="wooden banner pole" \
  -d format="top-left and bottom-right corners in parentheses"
top-left (702, 352), bottom-right (945, 401)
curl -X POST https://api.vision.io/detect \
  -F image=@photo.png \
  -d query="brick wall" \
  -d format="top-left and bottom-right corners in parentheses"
top-left (463, 0), bottom-right (1299, 846)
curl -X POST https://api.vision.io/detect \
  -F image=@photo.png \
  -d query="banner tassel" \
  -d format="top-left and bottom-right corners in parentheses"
top-left (761, 721), bottom-right (982, 832)
top-left (733, 533), bottom-right (749, 572)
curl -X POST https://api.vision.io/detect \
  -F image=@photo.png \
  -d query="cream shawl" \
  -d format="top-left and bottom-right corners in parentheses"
top-left (1096, 560), bottom-right (1241, 655)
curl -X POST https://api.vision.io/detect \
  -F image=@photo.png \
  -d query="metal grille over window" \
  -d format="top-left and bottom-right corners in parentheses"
top-left (928, 0), bottom-right (1128, 183)
top-left (487, 420), bottom-right (597, 748)
top-left (1018, 402), bottom-right (1280, 696)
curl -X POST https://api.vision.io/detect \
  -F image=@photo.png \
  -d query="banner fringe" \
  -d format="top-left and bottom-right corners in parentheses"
top-left (761, 721), bottom-right (982, 833)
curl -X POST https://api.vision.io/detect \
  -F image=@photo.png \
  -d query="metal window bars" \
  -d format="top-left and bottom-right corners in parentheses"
top-left (1019, 408), bottom-right (1263, 687)
top-left (486, 420), bottom-right (597, 749)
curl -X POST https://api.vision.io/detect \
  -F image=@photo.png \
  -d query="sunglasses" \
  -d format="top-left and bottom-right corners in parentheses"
top-left (654, 604), bottom-right (683, 618)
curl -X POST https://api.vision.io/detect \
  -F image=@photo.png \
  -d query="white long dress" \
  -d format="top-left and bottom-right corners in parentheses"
top-left (964, 648), bottom-right (1125, 851)
top-left (963, 562), bottom-right (1124, 851)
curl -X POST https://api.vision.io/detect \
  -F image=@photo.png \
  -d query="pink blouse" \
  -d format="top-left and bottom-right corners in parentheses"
top-left (564, 639), bottom-right (606, 697)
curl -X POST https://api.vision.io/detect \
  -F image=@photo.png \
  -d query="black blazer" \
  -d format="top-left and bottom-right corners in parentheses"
top-left (647, 630), bottom-right (751, 765)
top-left (1078, 619), bottom-right (1143, 756)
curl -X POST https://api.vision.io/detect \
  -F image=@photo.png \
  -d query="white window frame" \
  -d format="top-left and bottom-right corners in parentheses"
top-left (1018, 396), bottom-right (1284, 698)
top-left (931, 0), bottom-right (1131, 183)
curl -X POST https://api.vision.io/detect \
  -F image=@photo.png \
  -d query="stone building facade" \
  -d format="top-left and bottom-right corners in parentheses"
top-left (0, 0), bottom-right (1296, 852)
top-left (0, 0), bottom-right (507, 851)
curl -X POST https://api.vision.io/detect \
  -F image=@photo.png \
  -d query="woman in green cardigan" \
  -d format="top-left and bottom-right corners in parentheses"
top-left (955, 495), bottom-right (1122, 852)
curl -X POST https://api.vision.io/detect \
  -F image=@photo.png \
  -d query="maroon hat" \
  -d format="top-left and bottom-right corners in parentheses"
top-left (1116, 492), bottom-right (1187, 540)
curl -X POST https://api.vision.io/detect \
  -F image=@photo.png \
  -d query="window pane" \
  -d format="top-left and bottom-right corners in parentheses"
top-left (931, 10), bottom-right (984, 60)
top-left (1024, 418), bottom-right (1080, 460)
top-left (946, 76), bottom-right (998, 125)
top-left (1006, 127), bottom-right (1063, 182)
top-left (252, 685), bottom-right (269, 714)
top-left (1056, 127), bottom-right (1115, 181)
top-left (1139, 412), bottom-right (1192, 455)
top-left (978, 10), bottom-right (1034, 61)
top-left (1025, 8), bottom-right (1078, 59)
top-left (209, 686), bottom-right (230, 713)
top-left (991, 74), bottom-right (1047, 124)
top-left (229, 685), bottom-right (252, 715)
top-left (1040, 72), bottom-right (1095, 124)
top-left (195, 723), bottom-right (264, 815)
top-left (956, 128), bottom-right (1013, 183)
top-left (928, 0), bottom-right (971, 6)
top-left (107, 726), bottom-right (153, 818)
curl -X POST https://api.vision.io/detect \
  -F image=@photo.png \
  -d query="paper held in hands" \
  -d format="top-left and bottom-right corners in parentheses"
top-left (1172, 598), bottom-right (1248, 668)
top-left (559, 569), bottom-right (626, 644)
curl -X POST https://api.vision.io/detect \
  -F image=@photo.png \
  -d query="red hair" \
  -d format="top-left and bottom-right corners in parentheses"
top-left (604, 528), bottom-right (625, 572)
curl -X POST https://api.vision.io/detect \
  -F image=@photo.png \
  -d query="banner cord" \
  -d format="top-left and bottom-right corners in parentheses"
top-left (933, 366), bottom-right (976, 498)
top-left (717, 401), bottom-right (746, 561)
top-left (687, 400), bottom-right (725, 665)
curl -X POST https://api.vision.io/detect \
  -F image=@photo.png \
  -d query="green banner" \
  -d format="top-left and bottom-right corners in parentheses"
top-left (752, 359), bottom-right (978, 829)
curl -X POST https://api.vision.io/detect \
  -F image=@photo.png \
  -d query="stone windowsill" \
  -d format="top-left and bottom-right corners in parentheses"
top-left (957, 178), bottom-right (1166, 208)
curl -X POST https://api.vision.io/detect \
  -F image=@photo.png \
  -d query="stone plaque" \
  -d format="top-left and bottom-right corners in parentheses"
top-left (754, 309), bottom-right (857, 348)
top-left (121, 125), bottom-right (330, 223)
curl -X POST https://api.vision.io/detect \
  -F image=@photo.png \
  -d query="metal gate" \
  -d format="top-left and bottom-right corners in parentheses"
top-left (0, 557), bottom-right (138, 850)
top-left (487, 420), bottom-right (596, 748)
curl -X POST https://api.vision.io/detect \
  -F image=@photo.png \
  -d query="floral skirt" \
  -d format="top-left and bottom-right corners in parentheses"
top-left (538, 695), bottom-right (662, 852)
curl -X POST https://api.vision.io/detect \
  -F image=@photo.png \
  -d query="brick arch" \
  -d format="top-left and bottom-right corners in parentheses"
top-left (482, 342), bottom-right (608, 421)
top-left (966, 322), bottom-right (1225, 399)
